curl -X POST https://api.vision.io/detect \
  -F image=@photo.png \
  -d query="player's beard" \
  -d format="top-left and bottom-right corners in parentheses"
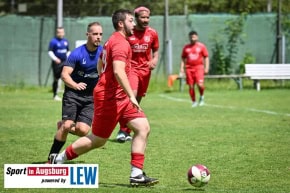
top-left (124, 24), bottom-right (133, 37)
top-left (190, 40), bottom-right (197, 44)
top-left (93, 41), bottom-right (100, 47)
top-left (137, 21), bottom-right (148, 30)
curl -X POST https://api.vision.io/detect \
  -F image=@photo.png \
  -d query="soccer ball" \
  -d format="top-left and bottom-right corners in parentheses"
top-left (187, 164), bottom-right (210, 187)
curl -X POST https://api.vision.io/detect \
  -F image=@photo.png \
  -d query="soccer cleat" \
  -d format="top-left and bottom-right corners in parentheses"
top-left (53, 95), bottom-right (61, 101)
top-left (125, 135), bottom-right (132, 141)
top-left (49, 153), bottom-right (62, 164)
top-left (191, 101), bottom-right (198, 108)
top-left (130, 172), bottom-right (159, 187)
top-left (199, 99), bottom-right (205, 106)
top-left (116, 131), bottom-right (126, 143)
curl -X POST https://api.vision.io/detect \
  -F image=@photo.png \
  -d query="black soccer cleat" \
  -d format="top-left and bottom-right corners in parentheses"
top-left (129, 172), bottom-right (159, 187)
top-left (49, 153), bottom-right (58, 164)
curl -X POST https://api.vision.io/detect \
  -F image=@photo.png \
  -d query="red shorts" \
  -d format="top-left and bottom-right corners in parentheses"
top-left (186, 66), bottom-right (204, 85)
top-left (92, 97), bottom-right (146, 138)
top-left (130, 68), bottom-right (151, 97)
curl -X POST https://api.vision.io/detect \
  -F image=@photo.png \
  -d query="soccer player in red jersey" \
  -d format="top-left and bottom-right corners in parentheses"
top-left (116, 6), bottom-right (159, 143)
top-left (180, 31), bottom-right (209, 107)
top-left (49, 9), bottom-right (159, 187)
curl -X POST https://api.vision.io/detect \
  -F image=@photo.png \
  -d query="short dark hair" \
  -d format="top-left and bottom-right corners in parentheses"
top-left (112, 9), bottom-right (133, 30)
top-left (87, 21), bottom-right (101, 32)
top-left (189, 30), bottom-right (198, 36)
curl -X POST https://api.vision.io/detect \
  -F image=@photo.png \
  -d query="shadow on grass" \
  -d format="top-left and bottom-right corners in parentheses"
top-left (100, 182), bottom-right (161, 189)
top-left (182, 187), bottom-right (206, 191)
top-left (107, 138), bottom-right (130, 144)
top-left (32, 161), bottom-right (86, 164)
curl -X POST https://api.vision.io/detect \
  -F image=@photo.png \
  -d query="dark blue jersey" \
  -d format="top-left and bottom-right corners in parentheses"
top-left (48, 37), bottom-right (70, 62)
top-left (64, 44), bottom-right (103, 94)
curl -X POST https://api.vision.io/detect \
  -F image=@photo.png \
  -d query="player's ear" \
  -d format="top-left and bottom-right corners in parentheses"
top-left (118, 21), bottom-right (124, 28)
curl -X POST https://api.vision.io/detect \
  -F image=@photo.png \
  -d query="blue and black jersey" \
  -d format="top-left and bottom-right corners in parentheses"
top-left (48, 37), bottom-right (70, 62)
top-left (64, 44), bottom-right (103, 94)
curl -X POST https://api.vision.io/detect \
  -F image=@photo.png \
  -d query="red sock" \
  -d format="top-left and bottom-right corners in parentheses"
top-left (131, 153), bottom-right (144, 169)
top-left (199, 85), bottom-right (205, 96)
top-left (65, 144), bottom-right (79, 160)
top-left (189, 88), bottom-right (196, 102)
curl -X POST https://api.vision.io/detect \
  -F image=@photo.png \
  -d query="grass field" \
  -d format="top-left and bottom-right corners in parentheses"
top-left (0, 81), bottom-right (290, 193)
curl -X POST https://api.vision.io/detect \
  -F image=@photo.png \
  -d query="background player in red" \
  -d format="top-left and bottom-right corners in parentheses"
top-left (49, 9), bottom-right (159, 187)
top-left (116, 6), bottom-right (159, 143)
top-left (180, 30), bottom-right (209, 107)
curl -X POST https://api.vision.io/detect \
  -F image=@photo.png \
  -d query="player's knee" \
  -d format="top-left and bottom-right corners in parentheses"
top-left (62, 121), bottom-right (76, 133)
top-left (92, 137), bottom-right (107, 148)
top-left (73, 125), bottom-right (90, 136)
top-left (197, 83), bottom-right (204, 88)
top-left (136, 121), bottom-right (150, 135)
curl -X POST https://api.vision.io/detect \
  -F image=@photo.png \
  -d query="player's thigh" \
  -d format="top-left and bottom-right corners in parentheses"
top-left (127, 117), bottom-right (150, 134)
top-left (129, 71), bottom-right (140, 91)
top-left (77, 96), bottom-right (94, 126)
top-left (62, 92), bottom-right (78, 121)
top-left (119, 100), bottom-right (149, 133)
top-left (138, 70), bottom-right (151, 97)
top-left (186, 70), bottom-right (195, 85)
top-left (92, 100), bottom-right (120, 139)
top-left (195, 67), bottom-right (205, 85)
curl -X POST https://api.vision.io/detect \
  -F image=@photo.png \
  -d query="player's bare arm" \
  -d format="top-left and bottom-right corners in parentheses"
top-left (180, 58), bottom-right (186, 76)
top-left (48, 50), bottom-right (61, 64)
top-left (61, 66), bottom-right (87, 90)
top-left (113, 60), bottom-right (142, 111)
top-left (204, 57), bottom-right (209, 74)
top-left (97, 59), bottom-right (103, 76)
top-left (148, 50), bottom-right (159, 70)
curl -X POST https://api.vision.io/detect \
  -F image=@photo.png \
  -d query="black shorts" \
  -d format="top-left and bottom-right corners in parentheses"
top-left (62, 90), bottom-right (94, 126)
top-left (51, 61), bottom-right (64, 79)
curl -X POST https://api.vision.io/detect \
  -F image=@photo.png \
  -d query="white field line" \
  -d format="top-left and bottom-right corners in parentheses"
top-left (159, 94), bottom-right (290, 117)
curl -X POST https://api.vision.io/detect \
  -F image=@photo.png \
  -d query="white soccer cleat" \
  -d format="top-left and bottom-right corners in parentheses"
top-left (53, 95), bottom-right (62, 101)
top-left (199, 100), bottom-right (205, 106)
top-left (191, 101), bottom-right (198, 108)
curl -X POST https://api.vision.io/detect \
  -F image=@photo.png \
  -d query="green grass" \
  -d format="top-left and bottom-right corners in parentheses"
top-left (0, 83), bottom-right (290, 193)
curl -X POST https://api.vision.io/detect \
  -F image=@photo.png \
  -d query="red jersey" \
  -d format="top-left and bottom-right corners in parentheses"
top-left (127, 27), bottom-right (159, 70)
top-left (181, 42), bottom-right (208, 69)
top-left (94, 32), bottom-right (132, 100)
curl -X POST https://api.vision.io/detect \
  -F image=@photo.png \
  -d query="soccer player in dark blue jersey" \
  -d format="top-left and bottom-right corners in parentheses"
top-left (47, 22), bottom-right (103, 162)
top-left (48, 27), bottom-right (70, 101)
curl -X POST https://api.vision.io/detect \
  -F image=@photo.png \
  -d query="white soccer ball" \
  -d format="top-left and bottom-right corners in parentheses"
top-left (187, 164), bottom-right (211, 187)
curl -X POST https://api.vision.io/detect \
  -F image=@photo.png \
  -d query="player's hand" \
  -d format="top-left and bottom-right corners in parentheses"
top-left (179, 72), bottom-right (185, 77)
top-left (129, 97), bottom-right (143, 112)
top-left (148, 60), bottom-right (157, 70)
top-left (55, 58), bottom-right (61, 64)
top-left (75, 82), bottom-right (87, 90)
top-left (204, 68), bottom-right (209, 75)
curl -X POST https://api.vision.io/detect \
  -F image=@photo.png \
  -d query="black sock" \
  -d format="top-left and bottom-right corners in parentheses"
top-left (47, 138), bottom-right (66, 160)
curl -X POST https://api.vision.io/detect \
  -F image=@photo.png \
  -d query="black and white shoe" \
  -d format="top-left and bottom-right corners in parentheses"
top-left (130, 172), bottom-right (159, 187)
top-left (116, 131), bottom-right (126, 143)
top-left (49, 153), bottom-right (58, 164)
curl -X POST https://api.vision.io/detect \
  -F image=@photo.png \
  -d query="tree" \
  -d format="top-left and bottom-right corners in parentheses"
top-left (1, 0), bottom-right (290, 16)
top-left (210, 13), bottom-right (248, 75)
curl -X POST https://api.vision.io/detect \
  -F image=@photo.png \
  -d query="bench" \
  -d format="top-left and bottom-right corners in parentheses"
top-left (245, 64), bottom-right (290, 91)
top-left (177, 74), bottom-right (245, 92)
